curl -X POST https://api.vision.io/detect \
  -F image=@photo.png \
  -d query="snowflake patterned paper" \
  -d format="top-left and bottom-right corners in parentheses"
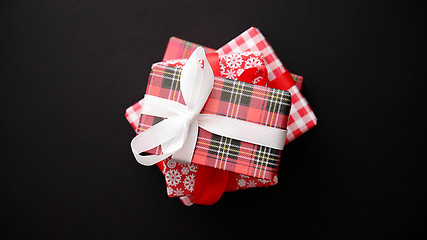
top-left (158, 158), bottom-right (278, 198)
top-left (155, 51), bottom-right (266, 86)
top-left (217, 27), bottom-right (317, 144)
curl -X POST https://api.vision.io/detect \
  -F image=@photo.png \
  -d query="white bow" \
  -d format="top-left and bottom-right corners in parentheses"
top-left (131, 47), bottom-right (286, 166)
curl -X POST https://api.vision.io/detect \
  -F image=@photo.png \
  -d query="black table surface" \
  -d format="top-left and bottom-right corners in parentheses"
top-left (2, 0), bottom-right (426, 239)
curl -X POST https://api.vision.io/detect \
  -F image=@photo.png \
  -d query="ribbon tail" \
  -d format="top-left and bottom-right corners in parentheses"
top-left (267, 69), bottom-right (295, 90)
top-left (206, 53), bottom-right (221, 76)
top-left (192, 166), bottom-right (229, 205)
top-left (237, 66), bottom-right (268, 86)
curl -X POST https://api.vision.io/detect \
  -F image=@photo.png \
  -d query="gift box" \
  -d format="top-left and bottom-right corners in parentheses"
top-left (133, 52), bottom-right (291, 180)
top-left (127, 50), bottom-right (283, 204)
top-left (125, 27), bottom-right (317, 205)
top-left (217, 27), bottom-right (317, 143)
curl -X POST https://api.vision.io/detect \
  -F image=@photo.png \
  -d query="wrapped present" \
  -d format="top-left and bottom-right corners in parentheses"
top-left (217, 27), bottom-right (317, 143)
top-left (125, 27), bottom-right (317, 205)
top-left (127, 50), bottom-right (283, 205)
top-left (131, 48), bottom-right (291, 180)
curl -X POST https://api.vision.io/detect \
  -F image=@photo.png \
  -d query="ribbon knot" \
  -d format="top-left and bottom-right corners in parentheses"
top-left (183, 109), bottom-right (198, 125)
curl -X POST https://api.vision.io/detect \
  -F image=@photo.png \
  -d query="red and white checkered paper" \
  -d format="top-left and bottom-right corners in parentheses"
top-left (217, 27), bottom-right (317, 143)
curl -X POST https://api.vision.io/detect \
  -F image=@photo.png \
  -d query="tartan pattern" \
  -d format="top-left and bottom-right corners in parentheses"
top-left (292, 74), bottom-right (303, 91)
top-left (163, 37), bottom-right (216, 61)
top-left (125, 98), bottom-right (144, 130)
top-left (217, 27), bottom-right (317, 144)
top-left (136, 64), bottom-right (291, 180)
top-left (125, 71), bottom-right (302, 141)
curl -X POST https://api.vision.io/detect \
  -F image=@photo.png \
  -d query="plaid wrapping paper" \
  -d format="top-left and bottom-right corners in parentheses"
top-left (163, 37), bottom-right (217, 61)
top-left (217, 27), bottom-right (317, 143)
top-left (136, 64), bottom-right (291, 180)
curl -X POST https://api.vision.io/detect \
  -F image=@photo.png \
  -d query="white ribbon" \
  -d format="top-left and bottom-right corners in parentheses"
top-left (131, 47), bottom-right (287, 166)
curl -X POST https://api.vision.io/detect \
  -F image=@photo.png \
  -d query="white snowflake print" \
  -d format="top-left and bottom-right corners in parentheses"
top-left (246, 180), bottom-right (257, 188)
top-left (177, 162), bottom-right (189, 167)
top-left (257, 178), bottom-right (270, 184)
top-left (166, 187), bottom-right (174, 196)
top-left (161, 161), bottom-right (167, 174)
top-left (254, 67), bottom-right (264, 76)
top-left (219, 64), bottom-right (226, 76)
top-left (183, 174), bottom-right (196, 192)
top-left (181, 167), bottom-right (189, 175)
top-left (244, 57), bottom-right (262, 69)
top-left (154, 62), bottom-right (168, 68)
top-left (240, 51), bottom-right (254, 56)
top-left (252, 76), bottom-right (263, 85)
top-left (224, 54), bottom-right (243, 69)
top-left (238, 179), bottom-right (246, 187)
top-left (165, 59), bottom-right (180, 65)
top-left (166, 160), bottom-right (176, 169)
top-left (236, 68), bottom-right (244, 77)
top-left (174, 188), bottom-right (184, 196)
top-left (165, 169), bottom-right (182, 186)
top-left (224, 69), bottom-right (237, 79)
top-left (273, 175), bottom-right (279, 184)
top-left (188, 164), bottom-right (198, 172)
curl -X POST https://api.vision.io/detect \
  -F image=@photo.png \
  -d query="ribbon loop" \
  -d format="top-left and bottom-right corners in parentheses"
top-left (131, 47), bottom-right (214, 165)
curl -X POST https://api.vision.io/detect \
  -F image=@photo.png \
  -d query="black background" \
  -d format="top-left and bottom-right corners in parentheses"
top-left (2, 0), bottom-right (426, 239)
